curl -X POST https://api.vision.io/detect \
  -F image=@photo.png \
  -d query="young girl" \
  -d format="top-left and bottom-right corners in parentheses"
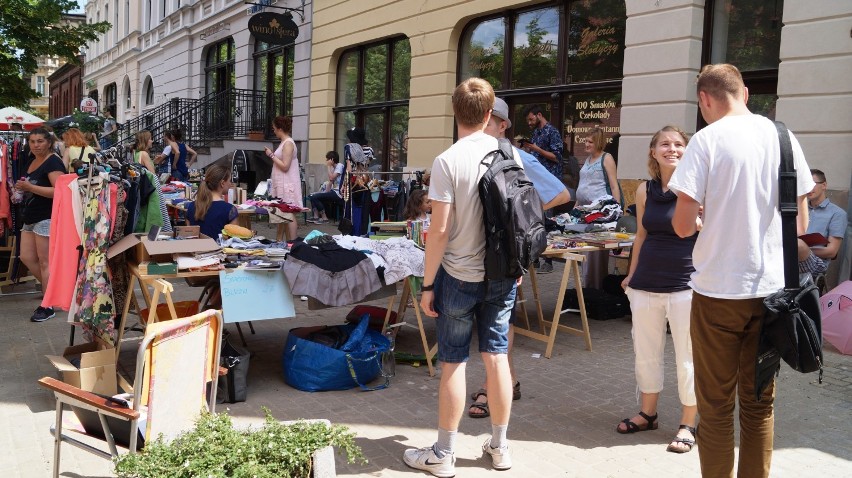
top-left (402, 189), bottom-right (431, 221)
top-left (185, 162), bottom-right (239, 240)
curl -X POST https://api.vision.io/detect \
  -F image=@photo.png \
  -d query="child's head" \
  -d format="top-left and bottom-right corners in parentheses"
top-left (403, 189), bottom-right (431, 221)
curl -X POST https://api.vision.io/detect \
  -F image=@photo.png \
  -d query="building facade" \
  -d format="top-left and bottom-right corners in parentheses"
top-left (309, 0), bottom-right (851, 188)
top-left (26, 13), bottom-right (86, 118)
top-left (47, 59), bottom-right (84, 119)
top-left (82, 0), bottom-right (313, 162)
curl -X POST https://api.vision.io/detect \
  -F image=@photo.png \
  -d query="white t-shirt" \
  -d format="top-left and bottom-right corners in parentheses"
top-left (331, 162), bottom-right (345, 197)
top-left (429, 131), bottom-right (522, 283)
top-left (669, 114), bottom-right (815, 299)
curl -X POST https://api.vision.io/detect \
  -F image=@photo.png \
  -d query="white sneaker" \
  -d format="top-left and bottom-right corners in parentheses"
top-left (482, 437), bottom-right (512, 470)
top-left (300, 295), bottom-right (308, 301)
top-left (403, 445), bottom-right (456, 477)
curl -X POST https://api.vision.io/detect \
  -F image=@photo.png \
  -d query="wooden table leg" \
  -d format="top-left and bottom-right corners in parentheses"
top-left (528, 266), bottom-right (546, 333)
top-left (571, 259), bottom-right (593, 352)
top-left (543, 256), bottom-right (576, 358)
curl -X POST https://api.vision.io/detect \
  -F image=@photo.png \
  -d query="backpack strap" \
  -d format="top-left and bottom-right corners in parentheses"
top-left (774, 121), bottom-right (799, 290)
top-left (497, 137), bottom-right (514, 161)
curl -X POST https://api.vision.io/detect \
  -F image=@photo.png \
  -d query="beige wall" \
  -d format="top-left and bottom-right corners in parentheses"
top-left (310, 0), bottom-right (550, 168)
top-left (312, 0), bottom-right (851, 197)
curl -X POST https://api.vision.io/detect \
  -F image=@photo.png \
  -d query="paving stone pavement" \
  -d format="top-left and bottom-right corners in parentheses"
top-left (1, 220), bottom-right (850, 477)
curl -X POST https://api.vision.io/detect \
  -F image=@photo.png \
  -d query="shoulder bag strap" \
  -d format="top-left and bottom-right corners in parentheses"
top-left (774, 120), bottom-right (799, 290)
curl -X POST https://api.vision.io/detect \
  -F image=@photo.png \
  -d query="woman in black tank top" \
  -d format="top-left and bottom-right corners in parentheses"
top-left (615, 126), bottom-right (701, 454)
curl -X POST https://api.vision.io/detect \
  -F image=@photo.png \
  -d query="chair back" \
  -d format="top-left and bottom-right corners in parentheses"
top-left (135, 309), bottom-right (222, 442)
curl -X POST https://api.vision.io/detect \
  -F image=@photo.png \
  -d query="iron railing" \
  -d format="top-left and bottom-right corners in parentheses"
top-left (117, 88), bottom-right (271, 152)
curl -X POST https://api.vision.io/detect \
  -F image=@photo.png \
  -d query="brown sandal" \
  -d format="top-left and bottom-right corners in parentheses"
top-left (468, 390), bottom-right (489, 418)
top-left (616, 411), bottom-right (658, 434)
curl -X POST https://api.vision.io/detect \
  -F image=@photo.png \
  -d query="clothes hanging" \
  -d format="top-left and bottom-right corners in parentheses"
top-left (73, 179), bottom-right (116, 344)
top-left (41, 174), bottom-right (84, 310)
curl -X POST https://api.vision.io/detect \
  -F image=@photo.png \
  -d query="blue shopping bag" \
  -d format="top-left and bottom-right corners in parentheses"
top-left (282, 315), bottom-right (391, 392)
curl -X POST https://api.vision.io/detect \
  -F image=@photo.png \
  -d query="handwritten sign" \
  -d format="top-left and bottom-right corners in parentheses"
top-left (219, 268), bottom-right (295, 323)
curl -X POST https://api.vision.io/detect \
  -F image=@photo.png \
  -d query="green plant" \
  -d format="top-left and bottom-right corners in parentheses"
top-left (114, 408), bottom-right (366, 478)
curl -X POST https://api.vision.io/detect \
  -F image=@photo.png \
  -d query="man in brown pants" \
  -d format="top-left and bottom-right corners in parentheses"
top-left (669, 64), bottom-right (814, 477)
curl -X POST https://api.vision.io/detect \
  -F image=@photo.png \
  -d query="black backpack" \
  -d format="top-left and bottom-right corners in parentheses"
top-left (478, 138), bottom-right (548, 279)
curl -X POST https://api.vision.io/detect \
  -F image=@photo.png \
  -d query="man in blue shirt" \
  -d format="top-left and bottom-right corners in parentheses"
top-left (467, 97), bottom-right (570, 421)
top-left (797, 169), bottom-right (848, 276)
top-left (523, 105), bottom-right (564, 181)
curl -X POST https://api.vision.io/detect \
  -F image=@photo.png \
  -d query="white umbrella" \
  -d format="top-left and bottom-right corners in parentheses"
top-left (0, 106), bottom-right (45, 130)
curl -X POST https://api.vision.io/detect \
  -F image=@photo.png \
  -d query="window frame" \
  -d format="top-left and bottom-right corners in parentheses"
top-left (333, 36), bottom-right (411, 172)
top-left (700, 0), bottom-right (783, 124)
top-left (457, 1), bottom-right (625, 158)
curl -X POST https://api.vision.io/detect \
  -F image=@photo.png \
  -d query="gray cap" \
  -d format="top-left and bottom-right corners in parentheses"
top-left (491, 97), bottom-right (512, 128)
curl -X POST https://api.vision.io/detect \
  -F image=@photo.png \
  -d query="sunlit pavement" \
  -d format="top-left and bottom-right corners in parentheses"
top-left (2, 219), bottom-right (850, 477)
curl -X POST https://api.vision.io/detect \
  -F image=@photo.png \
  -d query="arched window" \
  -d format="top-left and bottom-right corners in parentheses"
top-left (335, 37), bottom-right (411, 172)
top-left (103, 83), bottom-right (117, 115)
top-left (459, 1), bottom-right (626, 164)
top-left (205, 38), bottom-right (235, 96)
top-left (143, 77), bottom-right (155, 106)
top-left (703, 0), bottom-right (783, 120)
top-left (124, 78), bottom-right (131, 111)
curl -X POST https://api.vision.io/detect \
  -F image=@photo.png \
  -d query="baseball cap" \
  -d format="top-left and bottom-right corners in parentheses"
top-left (491, 98), bottom-right (512, 128)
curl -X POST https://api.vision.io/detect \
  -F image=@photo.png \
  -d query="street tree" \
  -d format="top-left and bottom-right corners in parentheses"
top-left (0, 0), bottom-right (110, 107)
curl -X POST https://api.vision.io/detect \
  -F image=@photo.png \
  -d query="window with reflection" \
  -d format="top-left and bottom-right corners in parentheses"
top-left (205, 38), bottom-right (235, 96)
top-left (254, 41), bottom-right (295, 117)
top-left (460, 17), bottom-right (505, 89)
top-left (459, 2), bottom-right (625, 180)
top-left (335, 37), bottom-right (411, 172)
top-left (703, 0), bottom-right (783, 122)
top-left (512, 8), bottom-right (559, 88)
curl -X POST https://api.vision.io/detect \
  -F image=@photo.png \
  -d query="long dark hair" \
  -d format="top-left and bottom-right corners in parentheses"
top-left (195, 162), bottom-right (231, 221)
top-left (402, 189), bottom-right (429, 221)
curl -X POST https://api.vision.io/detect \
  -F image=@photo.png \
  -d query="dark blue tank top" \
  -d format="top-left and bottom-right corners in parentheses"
top-left (628, 180), bottom-right (697, 293)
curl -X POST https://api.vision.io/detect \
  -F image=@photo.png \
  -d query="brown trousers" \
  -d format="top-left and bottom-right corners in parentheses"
top-left (691, 292), bottom-right (774, 478)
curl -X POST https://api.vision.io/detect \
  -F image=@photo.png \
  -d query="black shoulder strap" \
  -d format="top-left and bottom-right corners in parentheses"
top-left (774, 120), bottom-right (799, 290)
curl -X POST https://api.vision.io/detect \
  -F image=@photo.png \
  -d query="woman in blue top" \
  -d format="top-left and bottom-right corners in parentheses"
top-left (185, 162), bottom-right (238, 240)
top-left (617, 125), bottom-right (700, 454)
top-left (164, 129), bottom-right (197, 182)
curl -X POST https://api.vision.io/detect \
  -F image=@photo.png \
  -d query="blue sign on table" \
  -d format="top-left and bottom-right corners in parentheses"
top-left (219, 268), bottom-right (295, 323)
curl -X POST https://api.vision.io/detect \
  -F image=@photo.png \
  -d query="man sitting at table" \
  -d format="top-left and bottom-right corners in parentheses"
top-left (797, 169), bottom-right (847, 280)
top-left (468, 97), bottom-right (571, 419)
top-left (185, 162), bottom-right (239, 240)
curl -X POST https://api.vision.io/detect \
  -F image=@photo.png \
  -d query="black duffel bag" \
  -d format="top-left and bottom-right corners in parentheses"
top-left (564, 288), bottom-right (630, 321)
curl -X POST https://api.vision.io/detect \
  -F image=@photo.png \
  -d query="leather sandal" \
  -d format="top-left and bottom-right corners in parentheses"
top-left (513, 381), bottom-right (521, 401)
top-left (666, 425), bottom-right (697, 453)
top-left (468, 390), bottom-right (489, 418)
top-left (616, 411), bottom-right (659, 434)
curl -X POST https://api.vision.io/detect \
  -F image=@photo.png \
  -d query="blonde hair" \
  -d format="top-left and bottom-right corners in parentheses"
top-left (647, 125), bottom-right (690, 182)
top-left (195, 162), bottom-right (231, 221)
top-left (452, 78), bottom-right (494, 128)
top-left (62, 128), bottom-right (87, 148)
top-left (135, 130), bottom-right (152, 152)
top-left (585, 127), bottom-right (606, 153)
top-left (696, 64), bottom-right (745, 102)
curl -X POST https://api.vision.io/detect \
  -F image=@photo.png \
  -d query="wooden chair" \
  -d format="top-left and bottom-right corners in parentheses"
top-left (38, 309), bottom-right (223, 478)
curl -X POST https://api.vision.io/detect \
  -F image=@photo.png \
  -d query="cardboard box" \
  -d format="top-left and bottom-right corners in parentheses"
top-left (106, 233), bottom-right (219, 263)
top-left (46, 342), bottom-right (117, 396)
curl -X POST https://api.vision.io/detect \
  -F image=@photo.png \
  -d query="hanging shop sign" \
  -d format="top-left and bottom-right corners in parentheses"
top-left (248, 12), bottom-right (299, 46)
top-left (80, 97), bottom-right (98, 114)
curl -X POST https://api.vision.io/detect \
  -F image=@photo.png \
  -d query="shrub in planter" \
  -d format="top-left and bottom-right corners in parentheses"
top-left (114, 408), bottom-right (365, 478)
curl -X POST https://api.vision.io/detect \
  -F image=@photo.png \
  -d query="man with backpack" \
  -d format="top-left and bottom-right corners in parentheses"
top-left (468, 97), bottom-right (571, 420)
top-left (402, 78), bottom-right (520, 476)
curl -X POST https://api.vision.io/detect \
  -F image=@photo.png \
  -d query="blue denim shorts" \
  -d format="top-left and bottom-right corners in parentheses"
top-left (22, 219), bottom-right (51, 237)
top-left (433, 267), bottom-right (517, 363)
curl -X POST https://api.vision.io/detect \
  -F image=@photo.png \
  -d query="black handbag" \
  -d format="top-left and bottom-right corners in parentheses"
top-left (755, 121), bottom-right (824, 401)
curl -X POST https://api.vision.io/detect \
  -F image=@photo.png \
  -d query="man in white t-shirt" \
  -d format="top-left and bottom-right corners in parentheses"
top-left (669, 64), bottom-right (814, 478)
top-left (402, 78), bottom-right (519, 476)
top-left (307, 150), bottom-right (345, 224)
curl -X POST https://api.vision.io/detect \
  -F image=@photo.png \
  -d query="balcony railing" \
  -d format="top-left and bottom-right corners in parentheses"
top-left (117, 88), bottom-right (271, 152)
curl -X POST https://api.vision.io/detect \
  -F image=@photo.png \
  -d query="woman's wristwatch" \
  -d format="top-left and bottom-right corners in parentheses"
top-left (421, 283), bottom-right (434, 292)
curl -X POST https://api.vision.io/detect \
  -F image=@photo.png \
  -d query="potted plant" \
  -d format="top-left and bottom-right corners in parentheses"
top-left (113, 408), bottom-right (365, 478)
top-left (247, 118), bottom-right (265, 140)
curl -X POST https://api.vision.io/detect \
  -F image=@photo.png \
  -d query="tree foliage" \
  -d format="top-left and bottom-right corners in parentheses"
top-left (0, 0), bottom-right (111, 107)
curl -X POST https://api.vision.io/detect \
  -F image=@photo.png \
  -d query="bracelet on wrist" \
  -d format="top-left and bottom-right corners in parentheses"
top-left (421, 284), bottom-right (434, 292)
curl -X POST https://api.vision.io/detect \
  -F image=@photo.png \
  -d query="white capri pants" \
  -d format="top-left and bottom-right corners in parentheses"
top-left (625, 287), bottom-right (696, 406)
